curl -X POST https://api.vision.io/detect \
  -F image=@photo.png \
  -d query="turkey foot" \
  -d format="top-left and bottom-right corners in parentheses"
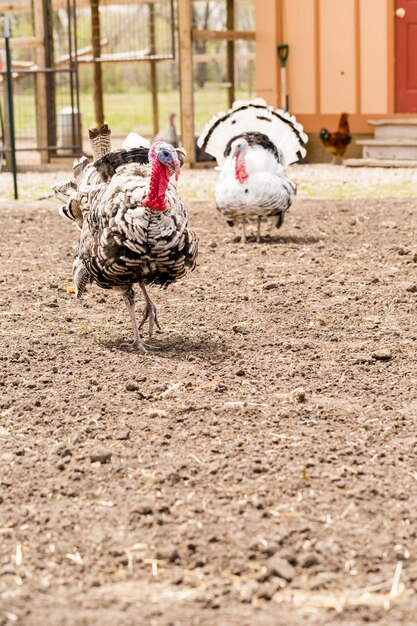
top-left (122, 288), bottom-right (159, 353)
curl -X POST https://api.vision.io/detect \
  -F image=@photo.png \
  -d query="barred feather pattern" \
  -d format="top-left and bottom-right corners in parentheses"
top-left (53, 156), bottom-right (105, 227)
top-left (74, 162), bottom-right (198, 293)
top-left (89, 123), bottom-right (112, 161)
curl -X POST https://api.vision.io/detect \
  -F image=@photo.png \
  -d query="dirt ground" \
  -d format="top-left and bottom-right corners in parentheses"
top-left (1, 168), bottom-right (417, 625)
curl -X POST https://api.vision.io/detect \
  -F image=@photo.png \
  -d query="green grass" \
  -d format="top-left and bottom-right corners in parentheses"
top-left (12, 87), bottom-right (250, 138)
top-left (299, 182), bottom-right (417, 199)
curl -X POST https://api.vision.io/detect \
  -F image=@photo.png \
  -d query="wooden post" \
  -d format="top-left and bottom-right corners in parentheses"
top-left (33, 0), bottom-right (49, 163)
top-left (149, 2), bottom-right (159, 136)
top-left (91, 0), bottom-right (104, 126)
top-left (226, 0), bottom-right (235, 108)
top-left (178, 0), bottom-right (195, 164)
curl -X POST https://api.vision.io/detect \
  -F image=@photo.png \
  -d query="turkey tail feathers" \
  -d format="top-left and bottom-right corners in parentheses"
top-left (93, 146), bottom-right (187, 182)
top-left (93, 147), bottom-right (151, 181)
top-left (89, 123), bottom-right (112, 161)
top-left (197, 98), bottom-right (308, 167)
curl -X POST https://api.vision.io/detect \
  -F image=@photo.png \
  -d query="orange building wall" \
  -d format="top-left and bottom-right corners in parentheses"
top-left (255, 0), bottom-right (281, 104)
top-left (319, 0), bottom-right (356, 113)
top-left (255, 0), bottom-right (401, 133)
top-left (360, 0), bottom-right (388, 113)
top-left (285, 0), bottom-right (316, 114)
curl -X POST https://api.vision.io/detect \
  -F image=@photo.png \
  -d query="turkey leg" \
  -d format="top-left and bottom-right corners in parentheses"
top-left (241, 222), bottom-right (247, 244)
top-left (256, 217), bottom-right (262, 243)
top-left (139, 282), bottom-right (161, 337)
top-left (122, 288), bottom-right (155, 352)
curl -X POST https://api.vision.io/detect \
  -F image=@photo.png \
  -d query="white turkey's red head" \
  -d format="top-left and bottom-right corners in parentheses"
top-left (230, 137), bottom-right (249, 184)
top-left (230, 137), bottom-right (249, 160)
top-left (169, 112), bottom-right (176, 127)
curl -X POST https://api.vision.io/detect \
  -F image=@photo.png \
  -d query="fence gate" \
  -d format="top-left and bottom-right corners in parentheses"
top-left (0, 0), bottom-right (81, 169)
top-left (1, 0), bottom-right (176, 170)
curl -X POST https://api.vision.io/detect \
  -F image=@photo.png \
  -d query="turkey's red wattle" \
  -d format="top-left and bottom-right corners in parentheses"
top-left (143, 160), bottom-right (170, 211)
top-left (235, 159), bottom-right (249, 184)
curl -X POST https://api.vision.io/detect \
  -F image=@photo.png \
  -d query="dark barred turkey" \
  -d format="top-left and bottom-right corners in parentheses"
top-left (53, 125), bottom-right (198, 353)
top-left (197, 98), bottom-right (308, 243)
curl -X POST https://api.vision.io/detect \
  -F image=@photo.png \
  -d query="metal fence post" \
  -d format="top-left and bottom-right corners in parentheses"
top-left (4, 15), bottom-right (18, 200)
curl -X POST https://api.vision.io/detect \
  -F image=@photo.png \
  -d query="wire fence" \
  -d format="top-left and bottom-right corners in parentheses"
top-left (0, 0), bottom-right (255, 168)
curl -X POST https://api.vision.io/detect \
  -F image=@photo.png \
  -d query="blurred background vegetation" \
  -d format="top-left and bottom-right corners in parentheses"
top-left (1, 0), bottom-right (255, 144)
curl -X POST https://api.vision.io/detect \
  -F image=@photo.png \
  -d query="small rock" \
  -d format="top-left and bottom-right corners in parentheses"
top-left (1, 453), bottom-right (14, 463)
top-left (381, 221), bottom-right (397, 229)
top-left (265, 556), bottom-right (296, 582)
top-left (171, 574), bottom-right (183, 585)
top-left (300, 552), bottom-right (321, 568)
top-left (239, 579), bottom-right (259, 603)
top-left (233, 324), bottom-right (249, 335)
top-left (235, 369), bottom-right (245, 377)
top-left (263, 283), bottom-right (278, 290)
top-left (372, 349), bottom-right (392, 362)
top-left (115, 430), bottom-right (130, 441)
top-left (398, 247), bottom-right (410, 256)
top-left (308, 572), bottom-right (338, 590)
top-left (125, 381), bottom-right (140, 392)
top-left (156, 544), bottom-right (180, 563)
top-left (130, 502), bottom-right (153, 516)
top-left (208, 241), bottom-right (217, 249)
top-left (55, 444), bottom-right (72, 458)
top-left (257, 577), bottom-right (287, 599)
top-left (352, 352), bottom-right (372, 364)
top-left (231, 235), bottom-right (241, 243)
top-left (109, 547), bottom-right (125, 558)
top-left (299, 418), bottom-right (319, 427)
top-left (289, 387), bottom-right (306, 403)
top-left (147, 408), bottom-right (168, 418)
top-left (90, 448), bottom-right (112, 464)
top-left (405, 283), bottom-right (417, 293)
top-left (315, 539), bottom-right (341, 556)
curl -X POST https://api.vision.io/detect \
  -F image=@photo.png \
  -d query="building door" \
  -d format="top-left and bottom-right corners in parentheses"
top-left (395, 0), bottom-right (417, 111)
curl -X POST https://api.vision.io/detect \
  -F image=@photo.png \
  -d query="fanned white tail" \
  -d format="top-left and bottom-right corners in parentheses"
top-left (197, 99), bottom-right (308, 242)
top-left (197, 98), bottom-right (307, 167)
top-left (122, 132), bottom-right (150, 150)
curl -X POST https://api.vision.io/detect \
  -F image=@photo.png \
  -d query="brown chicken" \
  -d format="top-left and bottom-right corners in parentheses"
top-left (320, 113), bottom-right (351, 164)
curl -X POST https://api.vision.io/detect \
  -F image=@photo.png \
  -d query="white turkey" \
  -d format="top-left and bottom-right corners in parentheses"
top-left (122, 132), bottom-right (150, 150)
top-left (197, 98), bottom-right (308, 243)
top-left (53, 124), bottom-right (198, 353)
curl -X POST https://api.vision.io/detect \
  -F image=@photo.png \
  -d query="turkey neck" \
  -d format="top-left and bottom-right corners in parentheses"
top-left (143, 160), bottom-right (170, 211)
top-left (234, 153), bottom-right (249, 184)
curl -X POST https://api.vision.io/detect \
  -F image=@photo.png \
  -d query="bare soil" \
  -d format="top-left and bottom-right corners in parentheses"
top-left (1, 185), bottom-right (417, 625)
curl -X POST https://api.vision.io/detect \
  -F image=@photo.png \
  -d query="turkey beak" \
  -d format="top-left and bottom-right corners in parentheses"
top-left (231, 145), bottom-right (241, 161)
top-left (169, 156), bottom-right (180, 181)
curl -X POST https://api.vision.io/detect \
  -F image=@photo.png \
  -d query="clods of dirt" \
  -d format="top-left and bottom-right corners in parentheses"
top-left (0, 191), bottom-right (416, 625)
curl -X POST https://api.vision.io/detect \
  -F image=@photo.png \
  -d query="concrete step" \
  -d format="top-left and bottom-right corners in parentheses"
top-left (368, 118), bottom-right (417, 140)
top-left (344, 157), bottom-right (417, 168)
top-left (356, 138), bottom-right (417, 160)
